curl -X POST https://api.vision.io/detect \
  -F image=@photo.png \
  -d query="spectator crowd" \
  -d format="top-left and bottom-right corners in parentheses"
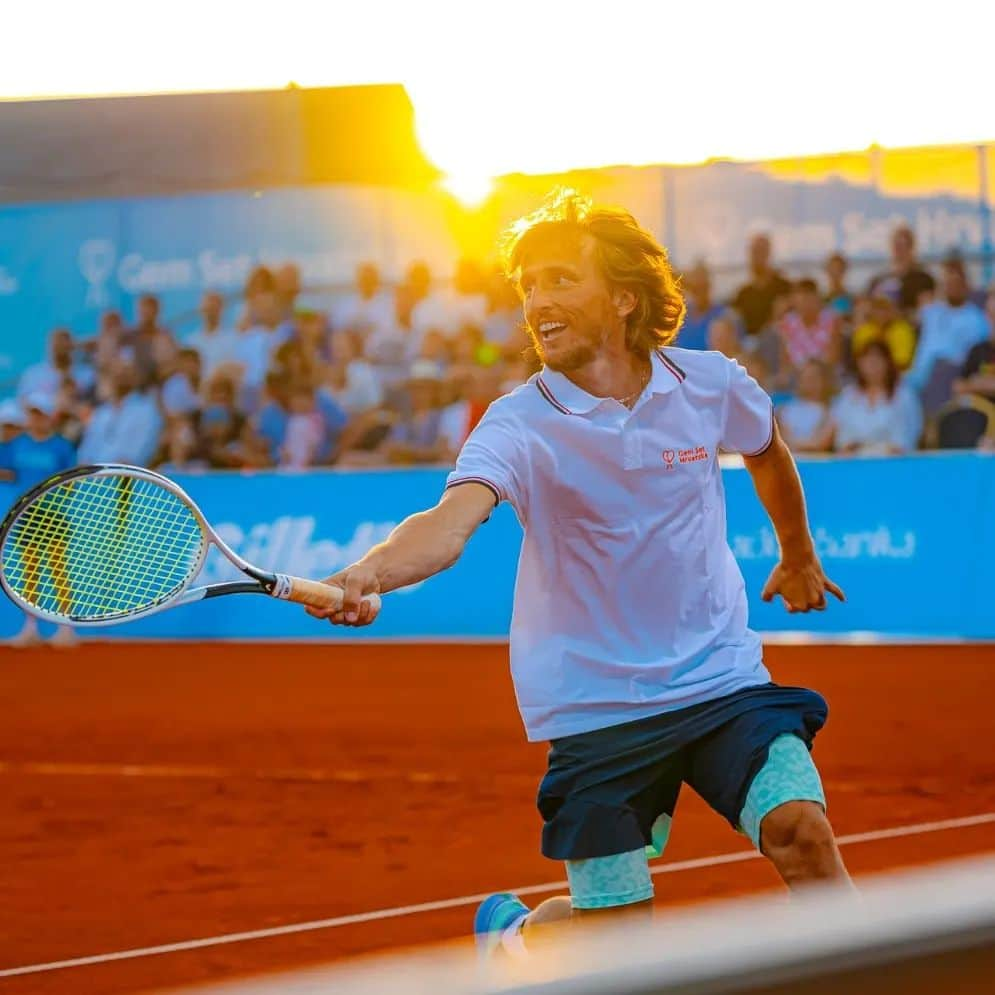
top-left (3, 224), bottom-right (995, 489)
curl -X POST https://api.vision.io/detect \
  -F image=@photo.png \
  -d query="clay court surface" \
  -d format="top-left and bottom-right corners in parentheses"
top-left (1, 641), bottom-right (993, 993)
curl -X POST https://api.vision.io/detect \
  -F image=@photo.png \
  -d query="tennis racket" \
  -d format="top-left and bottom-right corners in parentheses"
top-left (0, 464), bottom-right (380, 627)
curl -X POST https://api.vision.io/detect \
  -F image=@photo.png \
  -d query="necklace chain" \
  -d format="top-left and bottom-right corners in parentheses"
top-left (615, 364), bottom-right (651, 407)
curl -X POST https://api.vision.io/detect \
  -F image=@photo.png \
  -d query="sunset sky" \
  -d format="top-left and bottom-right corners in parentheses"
top-left (4, 0), bottom-right (991, 202)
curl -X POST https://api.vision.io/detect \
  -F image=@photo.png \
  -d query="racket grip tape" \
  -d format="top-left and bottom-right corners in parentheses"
top-left (271, 574), bottom-right (382, 614)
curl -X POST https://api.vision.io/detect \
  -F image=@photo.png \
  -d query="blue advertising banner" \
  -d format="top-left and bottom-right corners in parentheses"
top-left (0, 454), bottom-right (991, 642)
top-left (0, 185), bottom-right (459, 388)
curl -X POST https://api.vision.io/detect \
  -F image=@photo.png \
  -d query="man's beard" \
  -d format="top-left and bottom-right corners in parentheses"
top-left (528, 325), bottom-right (600, 372)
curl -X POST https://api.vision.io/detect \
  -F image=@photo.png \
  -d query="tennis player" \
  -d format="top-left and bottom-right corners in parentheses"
top-left (308, 190), bottom-right (851, 955)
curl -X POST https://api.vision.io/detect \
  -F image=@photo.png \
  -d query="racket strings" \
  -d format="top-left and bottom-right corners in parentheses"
top-left (2, 474), bottom-right (205, 620)
top-left (8, 478), bottom-right (200, 616)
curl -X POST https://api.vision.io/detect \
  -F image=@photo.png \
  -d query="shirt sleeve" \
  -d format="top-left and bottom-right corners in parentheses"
top-left (903, 306), bottom-right (938, 392)
top-left (444, 405), bottom-right (524, 510)
top-left (892, 388), bottom-right (923, 453)
top-left (720, 357), bottom-right (774, 455)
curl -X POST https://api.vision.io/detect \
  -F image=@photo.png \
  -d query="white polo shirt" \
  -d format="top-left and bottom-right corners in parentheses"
top-left (445, 347), bottom-right (775, 742)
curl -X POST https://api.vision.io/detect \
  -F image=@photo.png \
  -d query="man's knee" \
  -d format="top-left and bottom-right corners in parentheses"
top-left (760, 800), bottom-right (836, 863)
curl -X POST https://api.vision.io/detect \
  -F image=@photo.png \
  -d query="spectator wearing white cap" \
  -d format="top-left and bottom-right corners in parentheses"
top-left (0, 394), bottom-right (76, 489)
top-left (0, 393), bottom-right (78, 648)
top-left (0, 398), bottom-right (23, 444)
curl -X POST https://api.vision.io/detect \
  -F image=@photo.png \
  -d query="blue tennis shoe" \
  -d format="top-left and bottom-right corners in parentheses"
top-left (473, 892), bottom-right (530, 960)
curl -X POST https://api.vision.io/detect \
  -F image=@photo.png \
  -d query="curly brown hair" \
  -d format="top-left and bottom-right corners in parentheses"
top-left (500, 188), bottom-right (686, 356)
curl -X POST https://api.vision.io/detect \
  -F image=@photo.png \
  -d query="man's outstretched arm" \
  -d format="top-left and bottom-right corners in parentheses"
top-left (743, 424), bottom-right (845, 613)
top-left (308, 482), bottom-right (497, 626)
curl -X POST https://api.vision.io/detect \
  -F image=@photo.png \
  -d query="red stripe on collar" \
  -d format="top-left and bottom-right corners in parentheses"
top-left (657, 351), bottom-right (687, 383)
top-left (535, 376), bottom-right (573, 414)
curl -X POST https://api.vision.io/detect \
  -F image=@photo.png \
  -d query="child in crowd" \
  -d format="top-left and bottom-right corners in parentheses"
top-left (776, 359), bottom-right (835, 453)
top-left (281, 386), bottom-right (326, 468)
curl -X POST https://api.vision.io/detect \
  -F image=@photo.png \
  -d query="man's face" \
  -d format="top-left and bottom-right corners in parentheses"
top-left (518, 234), bottom-right (618, 372)
top-left (201, 293), bottom-right (223, 326)
top-left (826, 256), bottom-right (846, 284)
top-left (943, 266), bottom-right (968, 305)
top-left (138, 297), bottom-right (159, 324)
top-left (102, 311), bottom-right (123, 336)
top-left (406, 263), bottom-right (431, 299)
top-left (870, 296), bottom-right (897, 325)
top-left (891, 228), bottom-right (914, 268)
top-left (749, 235), bottom-right (771, 272)
top-left (276, 263), bottom-right (300, 297)
top-left (113, 363), bottom-right (138, 398)
top-left (50, 329), bottom-right (73, 365)
top-left (794, 287), bottom-right (821, 321)
top-left (357, 264), bottom-right (380, 298)
top-left (26, 407), bottom-right (51, 436)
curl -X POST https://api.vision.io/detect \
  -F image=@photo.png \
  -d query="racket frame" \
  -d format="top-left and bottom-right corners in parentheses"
top-left (0, 464), bottom-right (335, 627)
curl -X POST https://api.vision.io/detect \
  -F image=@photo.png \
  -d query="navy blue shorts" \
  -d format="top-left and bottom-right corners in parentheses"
top-left (537, 683), bottom-right (828, 860)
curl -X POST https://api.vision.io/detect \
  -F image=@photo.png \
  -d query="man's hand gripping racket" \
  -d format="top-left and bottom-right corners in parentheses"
top-left (0, 465), bottom-right (381, 627)
top-left (303, 562), bottom-right (382, 627)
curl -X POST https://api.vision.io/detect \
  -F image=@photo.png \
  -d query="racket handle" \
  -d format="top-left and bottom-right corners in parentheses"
top-left (271, 574), bottom-right (382, 614)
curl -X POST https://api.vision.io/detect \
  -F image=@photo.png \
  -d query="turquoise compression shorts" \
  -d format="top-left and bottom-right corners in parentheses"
top-left (566, 733), bottom-right (827, 910)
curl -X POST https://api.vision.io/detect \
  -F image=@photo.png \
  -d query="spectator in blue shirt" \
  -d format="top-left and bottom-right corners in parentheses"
top-left (678, 262), bottom-right (724, 351)
top-left (0, 394), bottom-right (78, 648)
top-left (904, 258), bottom-right (990, 406)
top-left (823, 252), bottom-right (854, 318)
top-left (0, 393), bottom-right (76, 490)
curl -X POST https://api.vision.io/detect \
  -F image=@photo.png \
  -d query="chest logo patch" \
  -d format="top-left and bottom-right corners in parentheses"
top-left (663, 446), bottom-right (709, 468)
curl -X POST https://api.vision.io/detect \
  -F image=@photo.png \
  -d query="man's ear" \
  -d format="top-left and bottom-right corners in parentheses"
top-left (613, 288), bottom-right (637, 320)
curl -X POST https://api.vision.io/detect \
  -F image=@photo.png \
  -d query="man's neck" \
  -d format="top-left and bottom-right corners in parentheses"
top-left (559, 346), bottom-right (650, 403)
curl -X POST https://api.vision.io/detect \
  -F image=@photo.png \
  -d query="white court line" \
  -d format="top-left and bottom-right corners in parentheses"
top-left (1, 811), bottom-right (993, 979)
top-left (0, 760), bottom-right (460, 786)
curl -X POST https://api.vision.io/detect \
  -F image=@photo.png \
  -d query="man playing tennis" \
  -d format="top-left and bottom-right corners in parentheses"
top-left (309, 190), bottom-right (850, 956)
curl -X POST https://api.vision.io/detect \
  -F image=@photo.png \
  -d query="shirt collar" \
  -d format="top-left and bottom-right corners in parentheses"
top-left (536, 349), bottom-right (686, 415)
